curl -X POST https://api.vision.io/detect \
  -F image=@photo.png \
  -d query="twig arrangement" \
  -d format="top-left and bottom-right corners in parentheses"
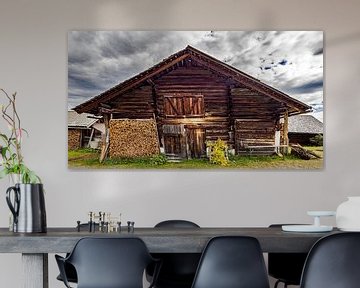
top-left (0, 88), bottom-right (40, 183)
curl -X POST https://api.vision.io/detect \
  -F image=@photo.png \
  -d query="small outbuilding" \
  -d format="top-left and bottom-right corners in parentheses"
top-left (68, 110), bottom-right (103, 150)
top-left (288, 115), bottom-right (323, 145)
top-left (74, 46), bottom-right (312, 160)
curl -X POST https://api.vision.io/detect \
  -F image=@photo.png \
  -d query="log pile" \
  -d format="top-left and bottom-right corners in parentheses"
top-left (290, 144), bottom-right (322, 160)
top-left (68, 129), bottom-right (81, 150)
top-left (109, 119), bottom-right (159, 158)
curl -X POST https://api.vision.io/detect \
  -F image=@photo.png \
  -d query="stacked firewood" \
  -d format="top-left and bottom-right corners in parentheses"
top-left (109, 119), bottom-right (159, 158)
top-left (68, 129), bottom-right (81, 150)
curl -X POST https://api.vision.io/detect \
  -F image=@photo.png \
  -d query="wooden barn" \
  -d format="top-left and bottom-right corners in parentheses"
top-left (288, 115), bottom-right (323, 145)
top-left (75, 46), bottom-right (312, 160)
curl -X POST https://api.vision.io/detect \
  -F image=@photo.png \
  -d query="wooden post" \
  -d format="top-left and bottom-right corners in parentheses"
top-left (283, 110), bottom-right (289, 155)
top-left (153, 113), bottom-right (161, 154)
top-left (100, 114), bottom-right (110, 162)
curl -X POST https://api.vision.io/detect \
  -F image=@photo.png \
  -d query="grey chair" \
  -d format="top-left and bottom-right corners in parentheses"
top-left (300, 232), bottom-right (360, 288)
top-left (191, 236), bottom-right (270, 288)
top-left (56, 237), bottom-right (160, 288)
top-left (147, 220), bottom-right (201, 288)
top-left (268, 224), bottom-right (308, 288)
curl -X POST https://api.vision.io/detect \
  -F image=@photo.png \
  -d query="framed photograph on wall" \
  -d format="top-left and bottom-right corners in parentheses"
top-left (68, 31), bottom-right (323, 169)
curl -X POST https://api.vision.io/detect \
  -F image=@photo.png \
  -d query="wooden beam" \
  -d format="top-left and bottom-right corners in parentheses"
top-left (283, 110), bottom-right (289, 155)
top-left (99, 103), bottom-right (112, 109)
top-left (87, 128), bottom-right (95, 148)
top-left (99, 114), bottom-right (110, 162)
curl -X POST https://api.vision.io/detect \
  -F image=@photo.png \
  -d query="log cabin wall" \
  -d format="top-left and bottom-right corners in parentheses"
top-left (105, 61), bottom-right (285, 158)
top-left (231, 87), bottom-right (282, 154)
top-left (110, 84), bottom-right (154, 119)
top-left (154, 63), bottom-right (231, 153)
top-left (288, 132), bottom-right (320, 146)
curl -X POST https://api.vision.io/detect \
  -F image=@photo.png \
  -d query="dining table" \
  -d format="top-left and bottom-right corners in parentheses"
top-left (0, 226), bottom-right (339, 288)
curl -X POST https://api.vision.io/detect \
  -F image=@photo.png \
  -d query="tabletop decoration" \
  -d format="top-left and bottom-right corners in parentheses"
top-left (282, 211), bottom-right (335, 232)
top-left (0, 88), bottom-right (46, 233)
top-left (336, 196), bottom-right (360, 231)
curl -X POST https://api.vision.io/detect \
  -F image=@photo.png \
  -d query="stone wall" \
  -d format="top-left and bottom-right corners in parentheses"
top-left (109, 119), bottom-right (159, 158)
top-left (68, 129), bottom-right (81, 150)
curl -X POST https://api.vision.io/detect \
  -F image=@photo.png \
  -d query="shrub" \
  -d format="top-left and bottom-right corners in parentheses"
top-left (309, 134), bottom-right (323, 146)
top-left (206, 139), bottom-right (229, 166)
top-left (149, 154), bottom-right (168, 165)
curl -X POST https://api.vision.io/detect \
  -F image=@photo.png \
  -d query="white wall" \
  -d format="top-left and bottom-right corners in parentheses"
top-left (0, 0), bottom-right (360, 287)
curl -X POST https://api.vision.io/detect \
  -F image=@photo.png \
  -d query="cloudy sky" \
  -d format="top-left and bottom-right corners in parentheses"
top-left (68, 31), bottom-right (323, 121)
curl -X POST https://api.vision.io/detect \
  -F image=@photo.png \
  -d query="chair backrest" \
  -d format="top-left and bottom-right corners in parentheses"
top-left (300, 232), bottom-right (360, 288)
top-left (268, 224), bottom-right (308, 285)
top-left (155, 220), bottom-right (200, 228)
top-left (152, 220), bottom-right (201, 285)
top-left (67, 237), bottom-right (154, 288)
top-left (191, 236), bottom-right (270, 288)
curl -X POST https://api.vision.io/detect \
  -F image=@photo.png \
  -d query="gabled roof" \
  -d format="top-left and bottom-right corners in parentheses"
top-left (68, 110), bottom-right (99, 128)
top-left (75, 46), bottom-right (312, 115)
top-left (288, 115), bottom-right (323, 134)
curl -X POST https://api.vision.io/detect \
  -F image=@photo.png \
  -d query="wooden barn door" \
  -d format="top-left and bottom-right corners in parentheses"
top-left (163, 124), bottom-right (186, 159)
top-left (186, 128), bottom-right (206, 158)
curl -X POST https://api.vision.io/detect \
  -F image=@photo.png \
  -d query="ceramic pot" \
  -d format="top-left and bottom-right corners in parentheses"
top-left (6, 183), bottom-right (47, 233)
top-left (336, 196), bottom-right (360, 231)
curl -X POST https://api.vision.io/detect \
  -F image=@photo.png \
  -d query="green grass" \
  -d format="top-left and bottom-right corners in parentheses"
top-left (68, 148), bottom-right (323, 170)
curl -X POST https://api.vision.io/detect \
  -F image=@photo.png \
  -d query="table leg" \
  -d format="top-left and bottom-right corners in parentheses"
top-left (22, 253), bottom-right (48, 288)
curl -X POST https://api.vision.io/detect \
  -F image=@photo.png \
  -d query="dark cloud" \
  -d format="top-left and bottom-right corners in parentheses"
top-left (288, 80), bottom-right (323, 94)
top-left (69, 75), bottom-right (102, 92)
top-left (313, 47), bottom-right (323, 55)
top-left (68, 30), bottom-right (323, 120)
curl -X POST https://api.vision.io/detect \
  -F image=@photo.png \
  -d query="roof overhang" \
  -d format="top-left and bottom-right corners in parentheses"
top-left (74, 46), bottom-right (312, 115)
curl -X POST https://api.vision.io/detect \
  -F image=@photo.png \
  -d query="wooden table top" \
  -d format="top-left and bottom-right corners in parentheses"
top-left (0, 227), bottom-right (339, 253)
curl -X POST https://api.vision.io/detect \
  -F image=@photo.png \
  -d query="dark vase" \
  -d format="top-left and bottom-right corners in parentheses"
top-left (6, 183), bottom-right (47, 233)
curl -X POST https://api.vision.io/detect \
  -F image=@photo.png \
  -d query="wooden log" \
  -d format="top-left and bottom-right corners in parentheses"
top-left (291, 144), bottom-right (322, 159)
top-left (290, 144), bottom-right (313, 160)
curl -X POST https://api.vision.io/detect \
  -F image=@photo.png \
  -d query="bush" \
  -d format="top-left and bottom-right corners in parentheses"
top-left (149, 154), bottom-right (168, 165)
top-left (206, 139), bottom-right (229, 166)
top-left (309, 134), bottom-right (323, 146)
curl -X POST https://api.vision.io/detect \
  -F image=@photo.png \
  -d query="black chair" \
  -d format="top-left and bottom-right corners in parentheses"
top-left (268, 224), bottom-right (308, 288)
top-left (300, 232), bottom-right (360, 288)
top-left (56, 223), bottom-right (99, 284)
top-left (147, 220), bottom-right (201, 288)
top-left (55, 237), bottom-right (160, 288)
top-left (191, 236), bottom-right (270, 288)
